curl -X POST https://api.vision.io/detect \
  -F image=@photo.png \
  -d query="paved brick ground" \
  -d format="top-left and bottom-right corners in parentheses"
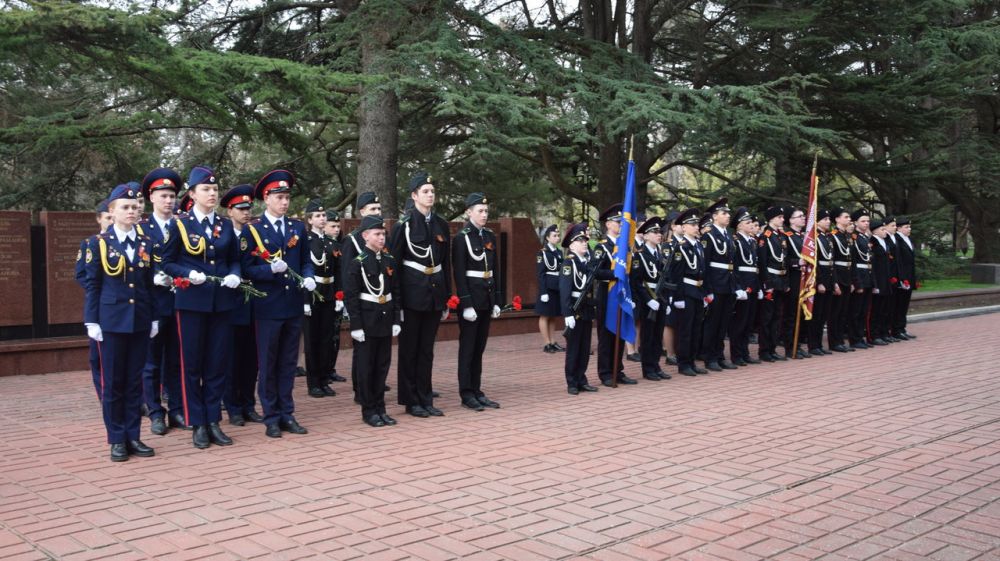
top-left (1, 314), bottom-right (999, 561)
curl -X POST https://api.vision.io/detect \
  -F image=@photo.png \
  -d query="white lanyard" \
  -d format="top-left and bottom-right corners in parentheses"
top-left (787, 232), bottom-right (802, 259)
top-left (709, 230), bottom-right (727, 255)
top-left (572, 257), bottom-right (587, 289)
top-left (639, 250), bottom-right (658, 279)
top-left (832, 232), bottom-right (850, 256)
top-left (361, 258), bottom-right (385, 296)
top-left (678, 243), bottom-right (698, 271)
top-left (818, 234), bottom-right (833, 259)
top-left (310, 235), bottom-right (327, 267)
top-left (737, 236), bottom-right (755, 265)
top-left (541, 247), bottom-right (558, 271)
top-left (464, 230), bottom-right (487, 263)
top-left (767, 236), bottom-right (785, 263)
top-left (405, 222), bottom-right (433, 261)
top-left (855, 235), bottom-right (871, 262)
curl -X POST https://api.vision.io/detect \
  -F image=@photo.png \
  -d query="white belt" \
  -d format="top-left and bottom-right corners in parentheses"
top-left (737, 266), bottom-right (757, 273)
top-left (683, 278), bottom-right (702, 287)
top-left (545, 271), bottom-right (559, 276)
top-left (360, 293), bottom-right (392, 304)
top-left (709, 262), bottom-right (733, 271)
top-left (570, 291), bottom-right (582, 298)
top-left (466, 271), bottom-right (493, 279)
top-left (403, 260), bottom-right (442, 275)
top-left (834, 260), bottom-right (851, 267)
top-left (855, 263), bottom-right (871, 269)
top-left (766, 267), bottom-right (787, 276)
top-left (818, 260), bottom-right (832, 267)
top-left (313, 276), bottom-right (335, 284)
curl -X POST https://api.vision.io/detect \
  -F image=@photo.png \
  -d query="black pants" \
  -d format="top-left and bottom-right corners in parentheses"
top-left (827, 283), bottom-right (850, 347)
top-left (702, 293), bottom-right (734, 363)
top-left (893, 288), bottom-right (913, 335)
top-left (355, 335), bottom-right (391, 419)
top-left (870, 291), bottom-right (891, 340)
top-left (639, 307), bottom-right (665, 374)
top-left (782, 271), bottom-right (802, 351)
top-left (728, 296), bottom-right (756, 362)
top-left (457, 310), bottom-right (491, 400)
top-left (807, 289), bottom-right (832, 350)
top-left (596, 308), bottom-right (625, 382)
top-left (303, 299), bottom-right (336, 390)
top-left (564, 319), bottom-right (593, 388)
top-left (224, 322), bottom-right (258, 418)
top-left (758, 290), bottom-right (786, 356)
top-left (674, 297), bottom-right (704, 370)
top-left (327, 312), bottom-right (343, 376)
top-left (397, 309), bottom-right (442, 407)
top-left (849, 288), bottom-right (872, 344)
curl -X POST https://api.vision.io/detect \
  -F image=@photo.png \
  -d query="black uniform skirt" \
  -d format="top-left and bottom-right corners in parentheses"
top-left (535, 288), bottom-right (561, 317)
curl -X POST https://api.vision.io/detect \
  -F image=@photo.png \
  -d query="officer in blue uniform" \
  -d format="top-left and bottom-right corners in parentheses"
top-left (536, 224), bottom-right (564, 353)
top-left (139, 168), bottom-right (186, 436)
top-left (76, 199), bottom-right (114, 399)
top-left (241, 169), bottom-right (317, 438)
top-left (161, 166), bottom-right (244, 449)
top-left (560, 222), bottom-right (600, 394)
top-left (666, 209), bottom-right (707, 377)
top-left (220, 184), bottom-right (264, 426)
top-left (594, 204), bottom-right (638, 387)
top-left (83, 184), bottom-right (158, 462)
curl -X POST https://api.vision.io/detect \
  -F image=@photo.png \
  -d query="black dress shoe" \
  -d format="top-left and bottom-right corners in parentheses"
top-left (432, 390), bottom-right (440, 398)
top-left (245, 410), bottom-right (264, 423)
top-left (168, 413), bottom-right (190, 430)
top-left (406, 405), bottom-right (430, 418)
top-left (679, 367), bottom-right (698, 377)
top-left (552, 342), bottom-right (566, 352)
top-left (477, 396), bottom-right (500, 409)
top-left (796, 347), bottom-right (812, 358)
top-left (887, 336), bottom-right (901, 342)
top-left (664, 354), bottom-right (678, 366)
top-left (719, 360), bottom-right (738, 370)
top-left (424, 405), bottom-right (445, 416)
top-left (654, 371), bottom-right (672, 380)
top-left (626, 353), bottom-right (641, 362)
top-left (568, 386), bottom-right (580, 395)
top-left (831, 344), bottom-right (849, 353)
top-left (279, 419), bottom-right (308, 434)
top-left (772, 353), bottom-right (788, 361)
top-left (745, 357), bottom-right (761, 364)
top-left (601, 379), bottom-right (614, 387)
top-left (580, 384), bottom-right (599, 392)
top-left (617, 375), bottom-right (638, 385)
top-left (871, 338), bottom-right (888, 346)
top-left (193, 425), bottom-right (210, 449)
top-left (808, 348), bottom-right (824, 357)
top-left (643, 373), bottom-right (662, 381)
top-left (733, 358), bottom-right (748, 367)
top-left (329, 372), bottom-right (347, 382)
top-left (150, 417), bottom-right (168, 435)
top-left (760, 354), bottom-right (775, 362)
top-left (295, 366), bottom-right (306, 377)
top-left (127, 440), bottom-right (155, 457)
top-left (380, 414), bottom-right (397, 426)
top-left (321, 384), bottom-right (337, 396)
top-left (851, 342), bottom-right (868, 350)
top-left (229, 414), bottom-right (245, 426)
top-left (208, 423), bottom-right (233, 446)
top-left (693, 366), bottom-right (708, 374)
top-left (902, 332), bottom-right (916, 339)
top-left (705, 362), bottom-right (723, 372)
top-left (462, 398), bottom-right (485, 411)
top-left (110, 443), bottom-right (128, 462)
top-left (543, 344), bottom-right (557, 353)
top-left (265, 424), bottom-right (282, 438)
top-left (364, 415), bottom-right (385, 427)
top-left (308, 387), bottom-right (326, 398)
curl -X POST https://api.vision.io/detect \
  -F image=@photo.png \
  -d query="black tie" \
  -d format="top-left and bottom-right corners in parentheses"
top-left (201, 217), bottom-right (211, 236)
top-left (276, 219), bottom-right (284, 238)
top-left (124, 237), bottom-right (135, 249)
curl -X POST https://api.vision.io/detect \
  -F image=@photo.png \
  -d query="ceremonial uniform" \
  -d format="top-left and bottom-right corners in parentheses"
top-left (701, 199), bottom-right (738, 370)
top-left (728, 207), bottom-right (761, 365)
top-left (869, 220), bottom-right (892, 345)
top-left (808, 215), bottom-right (835, 354)
top-left (666, 209), bottom-right (706, 376)
top-left (302, 199), bottom-right (342, 398)
top-left (536, 239), bottom-right (563, 318)
top-left (757, 207), bottom-right (789, 362)
top-left (560, 223), bottom-right (599, 393)
top-left (630, 217), bottom-right (669, 380)
top-left (827, 214), bottom-right (853, 352)
top-left (452, 193), bottom-right (502, 410)
top-left (781, 215), bottom-right (810, 358)
top-left (893, 217), bottom-right (917, 339)
top-left (849, 210), bottom-right (874, 347)
top-left (882, 220), bottom-right (900, 341)
top-left (340, 191), bottom-right (380, 394)
top-left (76, 202), bottom-right (107, 399)
top-left (594, 204), bottom-right (636, 386)
top-left (83, 184), bottom-right (156, 461)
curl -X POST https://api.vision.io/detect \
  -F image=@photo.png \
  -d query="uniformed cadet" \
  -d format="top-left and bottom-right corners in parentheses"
top-left (728, 207), bottom-right (761, 366)
top-left (630, 217), bottom-right (670, 381)
top-left (849, 209), bottom-right (874, 349)
top-left (807, 209), bottom-right (835, 355)
top-left (757, 206), bottom-right (789, 362)
top-left (452, 193), bottom-right (503, 411)
top-left (241, 170), bottom-right (317, 438)
top-left (76, 199), bottom-right (114, 399)
top-left (161, 167), bottom-right (244, 449)
top-left (388, 173), bottom-right (451, 418)
top-left (701, 198), bottom-right (739, 371)
top-left (660, 211), bottom-right (682, 366)
top-left (536, 224), bottom-right (564, 354)
top-left (594, 204), bottom-right (638, 387)
top-left (220, 184), bottom-right (263, 426)
top-left (83, 184), bottom-right (157, 462)
top-left (176, 191), bottom-right (194, 214)
top-left (139, 168), bottom-right (185, 436)
top-left (560, 222), bottom-right (600, 394)
top-left (340, 191), bottom-right (382, 394)
top-left (302, 198), bottom-right (342, 399)
top-left (892, 217), bottom-right (918, 340)
top-left (345, 215), bottom-right (402, 427)
top-left (869, 218), bottom-right (892, 345)
top-left (827, 208), bottom-right (854, 352)
top-left (323, 209), bottom-right (347, 383)
top-left (781, 206), bottom-right (811, 359)
top-left (666, 209), bottom-right (707, 377)
top-left (882, 217), bottom-right (902, 342)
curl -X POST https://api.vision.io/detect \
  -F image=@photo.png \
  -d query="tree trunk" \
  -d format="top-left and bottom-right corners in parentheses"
top-left (356, 27), bottom-right (400, 216)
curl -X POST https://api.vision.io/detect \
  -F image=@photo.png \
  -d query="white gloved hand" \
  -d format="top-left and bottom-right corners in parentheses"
top-left (304, 304), bottom-right (312, 316)
top-left (647, 299), bottom-right (660, 311)
top-left (564, 316), bottom-right (576, 330)
top-left (149, 321), bottom-right (159, 339)
top-left (86, 323), bottom-right (103, 342)
top-left (540, 294), bottom-right (549, 303)
top-left (491, 305), bottom-right (501, 319)
top-left (222, 274), bottom-right (241, 289)
top-left (462, 308), bottom-right (478, 322)
top-left (673, 300), bottom-right (686, 310)
top-left (705, 293), bottom-right (715, 305)
top-left (270, 258), bottom-right (288, 273)
top-left (351, 329), bottom-right (365, 342)
top-left (391, 324), bottom-right (401, 337)
top-left (441, 309), bottom-right (450, 321)
top-left (873, 287), bottom-right (880, 295)
top-left (736, 289), bottom-right (748, 301)
top-left (189, 270), bottom-right (207, 285)
top-left (335, 300), bottom-right (344, 312)
top-left (302, 278), bottom-right (317, 291)
top-left (153, 271), bottom-right (172, 287)
top-left (758, 290), bottom-right (764, 300)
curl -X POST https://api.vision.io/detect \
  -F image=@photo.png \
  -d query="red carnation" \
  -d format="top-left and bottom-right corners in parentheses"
top-left (512, 295), bottom-right (523, 311)
top-left (890, 277), bottom-right (898, 285)
top-left (902, 280), bottom-right (911, 289)
top-left (764, 290), bottom-right (774, 301)
top-left (172, 277), bottom-right (191, 290)
top-left (745, 286), bottom-right (752, 294)
top-left (447, 295), bottom-right (460, 310)
top-left (260, 249), bottom-right (272, 261)
top-left (335, 290), bottom-right (344, 301)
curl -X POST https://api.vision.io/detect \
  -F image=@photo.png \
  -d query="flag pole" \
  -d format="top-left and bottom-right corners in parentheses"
top-left (792, 153), bottom-right (819, 358)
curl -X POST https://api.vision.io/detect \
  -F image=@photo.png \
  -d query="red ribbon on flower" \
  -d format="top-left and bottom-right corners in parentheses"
top-left (447, 295), bottom-right (460, 310)
top-left (335, 290), bottom-right (344, 301)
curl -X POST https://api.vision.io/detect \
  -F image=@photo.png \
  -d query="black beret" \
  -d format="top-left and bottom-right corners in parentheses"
top-left (599, 203), bottom-right (623, 223)
top-left (884, 215), bottom-right (896, 225)
top-left (356, 191), bottom-right (379, 209)
top-left (561, 222), bottom-right (589, 248)
top-left (465, 192), bottom-right (488, 208)
top-left (831, 207), bottom-right (849, 219)
top-left (304, 198), bottom-right (325, 214)
top-left (870, 218), bottom-right (884, 230)
top-left (783, 206), bottom-right (801, 222)
top-left (359, 214), bottom-right (385, 232)
top-left (764, 206), bottom-right (784, 221)
top-left (850, 208), bottom-right (869, 222)
top-left (325, 209), bottom-right (340, 221)
top-left (407, 172), bottom-right (433, 192)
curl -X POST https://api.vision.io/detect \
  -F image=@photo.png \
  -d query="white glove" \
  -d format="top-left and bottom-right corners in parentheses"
top-left (351, 329), bottom-right (365, 342)
top-left (462, 308), bottom-right (478, 322)
top-left (189, 270), bottom-right (207, 285)
top-left (757, 290), bottom-right (764, 300)
top-left (304, 304), bottom-right (312, 316)
top-left (540, 294), bottom-right (549, 303)
top-left (86, 323), bottom-right (103, 342)
top-left (222, 274), bottom-right (241, 289)
top-left (705, 293), bottom-right (715, 304)
top-left (736, 290), bottom-right (748, 301)
top-left (335, 300), bottom-right (344, 312)
top-left (564, 316), bottom-right (576, 330)
top-left (491, 305), bottom-right (501, 319)
top-left (873, 288), bottom-right (880, 295)
top-left (270, 258), bottom-right (288, 273)
top-left (302, 278), bottom-right (317, 291)
top-left (149, 321), bottom-right (159, 339)
top-left (153, 271), bottom-right (172, 287)
top-left (647, 299), bottom-right (660, 311)
top-left (441, 309), bottom-right (450, 321)
top-left (391, 324), bottom-right (401, 337)
top-left (673, 300), bottom-right (686, 310)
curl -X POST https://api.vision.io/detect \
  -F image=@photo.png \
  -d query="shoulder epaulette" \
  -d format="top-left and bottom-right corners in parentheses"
top-left (399, 213), bottom-right (411, 224)
top-left (250, 218), bottom-right (262, 225)
top-left (851, 233), bottom-right (858, 240)
top-left (764, 230), bottom-right (772, 238)
top-left (460, 226), bottom-right (471, 235)
top-left (784, 230), bottom-right (793, 237)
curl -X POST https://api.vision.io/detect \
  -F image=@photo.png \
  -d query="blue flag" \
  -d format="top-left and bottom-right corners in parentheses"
top-left (605, 159), bottom-right (637, 344)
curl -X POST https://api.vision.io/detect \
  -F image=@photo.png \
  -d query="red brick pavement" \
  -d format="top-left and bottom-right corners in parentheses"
top-left (1, 314), bottom-right (999, 560)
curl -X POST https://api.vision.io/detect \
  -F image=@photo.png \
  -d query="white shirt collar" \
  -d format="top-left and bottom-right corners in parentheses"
top-left (152, 214), bottom-right (171, 230)
top-left (714, 224), bottom-right (728, 236)
top-left (645, 241), bottom-right (659, 253)
top-left (113, 226), bottom-right (135, 243)
top-left (684, 234), bottom-right (697, 244)
top-left (546, 242), bottom-right (558, 251)
top-left (875, 236), bottom-right (887, 249)
top-left (192, 207), bottom-right (216, 224)
top-left (263, 211), bottom-right (285, 229)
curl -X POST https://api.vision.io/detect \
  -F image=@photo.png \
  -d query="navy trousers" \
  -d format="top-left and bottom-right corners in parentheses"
top-left (176, 310), bottom-right (232, 427)
top-left (142, 313), bottom-right (182, 420)
top-left (224, 322), bottom-right (259, 418)
top-left (255, 316), bottom-right (302, 426)
top-left (100, 331), bottom-right (148, 444)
